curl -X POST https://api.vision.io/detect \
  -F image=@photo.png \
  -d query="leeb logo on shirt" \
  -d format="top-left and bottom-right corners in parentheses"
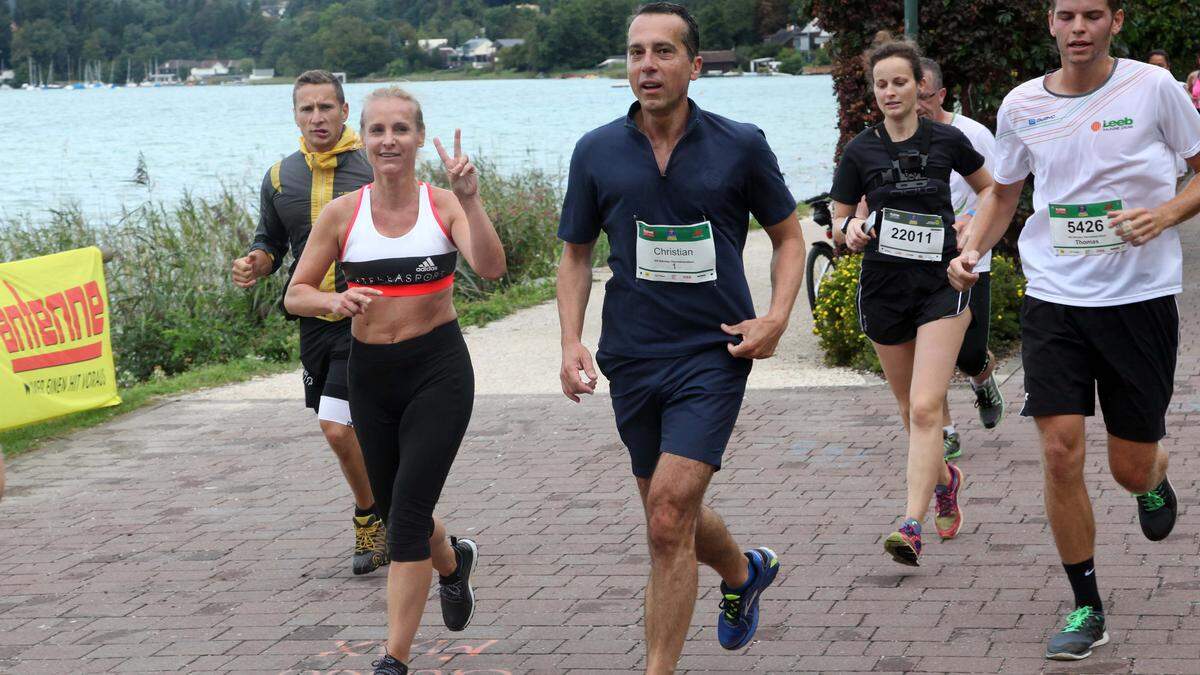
top-left (1091, 117), bottom-right (1135, 132)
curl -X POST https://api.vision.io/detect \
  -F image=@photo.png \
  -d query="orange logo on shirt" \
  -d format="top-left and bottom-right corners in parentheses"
top-left (1091, 121), bottom-right (1102, 132)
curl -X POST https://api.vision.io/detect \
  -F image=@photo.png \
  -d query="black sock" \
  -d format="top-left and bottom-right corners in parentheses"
top-left (354, 504), bottom-right (375, 518)
top-left (439, 544), bottom-right (463, 584)
top-left (1063, 558), bottom-right (1103, 614)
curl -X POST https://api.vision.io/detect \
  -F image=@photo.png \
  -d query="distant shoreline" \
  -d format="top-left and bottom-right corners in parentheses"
top-left (2, 70), bottom-right (829, 90)
top-left (242, 69), bottom-right (832, 86)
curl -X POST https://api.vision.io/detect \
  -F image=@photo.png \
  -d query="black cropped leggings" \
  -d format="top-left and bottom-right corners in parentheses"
top-left (348, 321), bottom-right (474, 562)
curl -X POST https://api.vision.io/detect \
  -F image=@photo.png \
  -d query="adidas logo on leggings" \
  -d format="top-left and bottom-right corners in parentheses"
top-left (415, 257), bottom-right (438, 273)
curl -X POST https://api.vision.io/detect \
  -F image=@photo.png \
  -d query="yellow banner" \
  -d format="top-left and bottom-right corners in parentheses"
top-left (0, 247), bottom-right (121, 431)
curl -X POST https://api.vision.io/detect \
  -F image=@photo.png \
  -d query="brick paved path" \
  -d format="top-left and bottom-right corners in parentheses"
top-left (3, 223), bottom-right (1200, 674)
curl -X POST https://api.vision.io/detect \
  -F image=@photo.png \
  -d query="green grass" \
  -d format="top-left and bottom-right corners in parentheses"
top-left (458, 277), bottom-right (557, 327)
top-left (0, 357), bottom-right (299, 459)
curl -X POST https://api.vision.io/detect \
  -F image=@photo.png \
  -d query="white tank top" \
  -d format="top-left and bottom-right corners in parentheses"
top-left (339, 182), bottom-right (458, 297)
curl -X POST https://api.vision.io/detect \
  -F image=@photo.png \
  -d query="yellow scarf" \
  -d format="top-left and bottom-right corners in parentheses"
top-left (299, 127), bottom-right (363, 171)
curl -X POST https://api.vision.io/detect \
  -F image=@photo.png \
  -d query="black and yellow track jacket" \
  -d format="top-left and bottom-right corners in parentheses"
top-left (249, 127), bottom-right (374, 321)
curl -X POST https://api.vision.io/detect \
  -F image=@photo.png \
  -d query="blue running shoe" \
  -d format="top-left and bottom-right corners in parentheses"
top-left (717, 546), bottom-right (781, 650)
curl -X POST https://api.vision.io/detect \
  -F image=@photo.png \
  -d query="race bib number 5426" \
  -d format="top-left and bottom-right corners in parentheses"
top-left (1048, 199), bottom-right (1126, 256)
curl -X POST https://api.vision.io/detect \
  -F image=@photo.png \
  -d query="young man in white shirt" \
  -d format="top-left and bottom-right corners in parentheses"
top-left (915, 57), bottom-right (1005, 463)
top-left (949, 0), bottom-right (1200, 662)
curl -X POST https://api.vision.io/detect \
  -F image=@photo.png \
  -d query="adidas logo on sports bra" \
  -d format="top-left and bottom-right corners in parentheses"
top-left (415, 257), bottom-right (438, 273)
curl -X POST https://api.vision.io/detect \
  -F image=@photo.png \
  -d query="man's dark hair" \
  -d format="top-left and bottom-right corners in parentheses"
top-left (631, 2), bottom-right (700, 60)
top-left (867, 40), bottom-right (924, 84)
top-left (1049, 0), bottom-right (1122, 11)
top-left (919, 57), bottom-right (944, 90)
top-left (1148, 49), bottom-right (1170, 66)
top-left (293, 69), bottom-right (345, 106)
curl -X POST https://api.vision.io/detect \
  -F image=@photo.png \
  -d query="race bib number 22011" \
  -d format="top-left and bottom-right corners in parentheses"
top-left (877, 208), bottom-right (945, 262)
top-left (635, 220), bottom-right (716, 283)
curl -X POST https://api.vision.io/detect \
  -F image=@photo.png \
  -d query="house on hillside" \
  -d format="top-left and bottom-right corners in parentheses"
top-left (249, 68), bottom-right (275, 81)
top-left (419, 38), bottom-right (449, 51)
top-left (767, 19), bottom-right (833, 52)
top-left (448, 37), bottom-right (525, 69)
top-left (0, 68), bottom-right (13, 83)
top-left (189, 60), bottom-right (232, 81)
top-left (453, 37), bottom-right (495, 69)
top-left (433, 46), bottom-right (457, 67)
top-left (699, 50), bottom-right (738, 75)
top-left (596, 56), bottom-right (625, 69)
top-left (147, 62), bottom-right (185, 84)
top-left (261, 1), bottom-right (287, 18)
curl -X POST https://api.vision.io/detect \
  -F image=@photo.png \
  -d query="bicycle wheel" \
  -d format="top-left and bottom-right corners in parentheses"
top-left (806, 244), bottom-right (836, 315)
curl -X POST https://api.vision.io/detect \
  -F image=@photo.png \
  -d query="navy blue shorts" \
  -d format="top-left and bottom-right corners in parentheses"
top-left (597, 346), bottom-right (752, 478)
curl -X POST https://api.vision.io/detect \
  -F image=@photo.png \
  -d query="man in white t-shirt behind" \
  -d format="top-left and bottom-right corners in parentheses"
top-left (949, 0), bottom-right (1200, 662)
top-left (916, 57), bottom-right (1005, 464)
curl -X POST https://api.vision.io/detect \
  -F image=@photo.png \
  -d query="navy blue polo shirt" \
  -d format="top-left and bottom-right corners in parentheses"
top-left (558, 99), bottom-right (796, 359)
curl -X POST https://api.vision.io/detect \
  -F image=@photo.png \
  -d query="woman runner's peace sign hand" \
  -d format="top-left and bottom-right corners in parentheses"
top-left (433, 129), bottom-right (478, 199)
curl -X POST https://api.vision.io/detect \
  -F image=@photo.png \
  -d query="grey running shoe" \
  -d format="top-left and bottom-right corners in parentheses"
top-left (1045, 606), bottom-right (1108, 660)
top-left (439, 537), bottom-right (478, 631)
top-left (352, 514), bottom-right (388, 575)
top-left (1136, 476), bottom-right (1178, 542)
top-left (372, 654), bottom-right (408, 674)
top-left (972, 374), bottom-right (1005, 429)
top-left (943, 430), bottom-right (962, 460)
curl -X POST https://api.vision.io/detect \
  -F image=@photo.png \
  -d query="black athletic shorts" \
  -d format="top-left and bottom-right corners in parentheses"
top-left (1020, 295), bottom-right (1178, 443)
top-left (299, 317), bottom-right (352, 413)
top-left (857, 261), bottom-right (971, 345)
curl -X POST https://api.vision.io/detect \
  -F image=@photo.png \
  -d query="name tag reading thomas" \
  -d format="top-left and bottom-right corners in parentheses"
top-left (1048, 199), bottom-right (1126, 256)
top-left (877, 208), bottom-right (945, 262)
top-left (635, 220), bottom-right (717, 283)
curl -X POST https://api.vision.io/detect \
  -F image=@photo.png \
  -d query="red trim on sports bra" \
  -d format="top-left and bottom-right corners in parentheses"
top-left (340, 184), bottom-right (370, 260)
top-left (348, 274), bottom-right (455, 297)
top-left (425, 182), bottom-right (455, 245)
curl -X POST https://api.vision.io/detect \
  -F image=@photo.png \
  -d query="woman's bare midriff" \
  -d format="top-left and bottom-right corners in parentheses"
top-left (351, 288), bottom-right (458, 344)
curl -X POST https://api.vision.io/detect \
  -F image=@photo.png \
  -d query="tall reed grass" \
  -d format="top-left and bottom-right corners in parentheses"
top-left (0, 193), bottom-right (293, 385)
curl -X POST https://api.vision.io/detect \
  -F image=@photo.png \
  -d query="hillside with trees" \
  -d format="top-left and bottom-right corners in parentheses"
top-left (2, 0), bottom-right (808, 82)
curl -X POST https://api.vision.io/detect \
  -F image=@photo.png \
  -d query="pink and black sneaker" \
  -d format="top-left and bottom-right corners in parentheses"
top-left (884, 519), bottom-right (922, 567)
top-left (934, 462), bottom-right (965, 540)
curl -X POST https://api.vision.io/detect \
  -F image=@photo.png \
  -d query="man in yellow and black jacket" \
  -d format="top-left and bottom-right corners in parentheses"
top-left (231, 70), bottom-right (385, 575)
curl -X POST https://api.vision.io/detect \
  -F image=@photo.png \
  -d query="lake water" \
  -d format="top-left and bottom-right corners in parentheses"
top-left (3, 76), bottom-right (838, 222)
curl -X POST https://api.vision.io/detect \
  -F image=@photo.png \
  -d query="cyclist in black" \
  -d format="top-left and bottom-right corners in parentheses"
top-left (830, 41), bottom-right (993, 566)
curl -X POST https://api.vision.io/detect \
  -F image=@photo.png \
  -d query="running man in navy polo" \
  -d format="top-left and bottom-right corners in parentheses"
top-left (556, 4), bottom-right (805, 671)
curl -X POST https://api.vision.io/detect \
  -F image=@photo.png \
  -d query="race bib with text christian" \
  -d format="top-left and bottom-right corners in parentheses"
top-left (635, 220), bottom-right (717, 283)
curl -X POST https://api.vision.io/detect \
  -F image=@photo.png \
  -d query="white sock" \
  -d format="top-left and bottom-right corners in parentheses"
top-left (943, 424), bottom-right (956, 436)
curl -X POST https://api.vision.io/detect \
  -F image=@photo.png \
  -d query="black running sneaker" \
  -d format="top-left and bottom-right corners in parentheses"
top-left (353, 514), bottom-right (388, 575)
top-left (439, 537), bottom-right (478, 631)
top-left (1136, 476), bottom-right (1177, 542)
top-left (972, 374), bottom-right (1005, 429)
top-left (372, 654), bottom-right (408, 674)
top-left (1045, 606), bottom-right (1108, 660)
